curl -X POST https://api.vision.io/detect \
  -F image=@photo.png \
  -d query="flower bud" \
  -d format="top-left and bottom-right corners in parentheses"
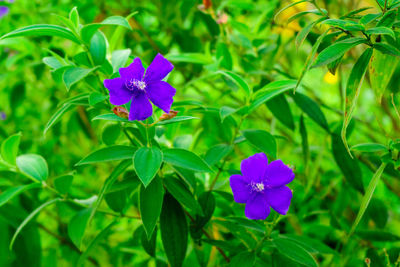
top-left (159, 110), bottom-right (178, 121)
top-left (112, 106), bottom-right (129, 119)
top-left (203, 0), bottom-right (212, 9)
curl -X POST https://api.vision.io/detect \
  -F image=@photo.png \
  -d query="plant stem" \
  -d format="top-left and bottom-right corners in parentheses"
top-left (209, 115), bottom-right (246, 190)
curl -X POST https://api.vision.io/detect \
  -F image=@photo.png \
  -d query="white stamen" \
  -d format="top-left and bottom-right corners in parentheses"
top-left (126, 79), bottom-right (146, 91)
top-left (250, 182), bottom-right (265, 193)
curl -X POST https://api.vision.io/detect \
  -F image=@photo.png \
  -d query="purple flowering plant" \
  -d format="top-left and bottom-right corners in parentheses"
top-left (1, 2), bottom-right (400, 267)
top-left (230, 153), bottom-right (294, 220)
top-left (104, 54), bottom-right (176, 121)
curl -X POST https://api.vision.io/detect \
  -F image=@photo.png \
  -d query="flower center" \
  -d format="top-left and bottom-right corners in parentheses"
top-left (250, 182), bottom-right (265, 193)
top-left (126, 79), bottom-right (146, 91)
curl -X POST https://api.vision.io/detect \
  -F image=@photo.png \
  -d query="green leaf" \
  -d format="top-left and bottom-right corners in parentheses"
top-left (43, 56), bottom-right (64, 69)
top-left (296, 30), bottom-right (329, 91)
top-left (111, 49), bottom-right (131, 73)
top-left (89, 92), bottom-right (108, 106)
top-left (163, 148), bottom-right (212, 172)
top-left (242, 129), bottom-right (277, 158)
top-left (373, 43), bottom-right (400, 57)
top-left (216, 42), bottom-right (233, 70)
top-left (140, 177), bottom-right (164, 238)
top-left (89, 160), bottom-right (131, 224)
top-left (369, 49), bottom-right (400, 99)
top-left (342, 48), bottom-right (373, 157)
top-left (292, 92), bottom-right (330, 132)
top-left (219, 106), bottom-right (237, 123)
top-left (155, 116), bottom-right (198, 125)
top-left (69, 7), bottom-right (80, 29)
top-left (273, 237), bottom-right (318, 267)
top-left (68, 208), bottom-right (92, 249)
top-left (0, 24), bottom-right (80, 44)
top-left (355, 230), bottom-right (400, 242)
top-left (58, 93), bottom-right (90, 106)
top-left (218, 70), bottom-right (251, 96)
top-left (16, 154), bottom-right (48, 182)
top-left (360, 13), bottom-right (381, 25)
top-left (92, 113), bottom-right (132, 123)
top-left (313, 37), bottom-right (366, 68)
top-left (321, 19), bottom-right (365, 31)
top-left (102, 124), bottom-right (120, 146)
top-left (160, 194), bottom-right (188, 267)
top-left (349, 163), bottom-right (386, 236)
top-left (53, 175), bottom-right (73, 194)
top-left (105, 189), bottom-right (126, 212)
top-left (196, 191), bottom-right (215, 228)
top-left (141, 226), bottom-right (157, 257)
top-left (44, 104), bottom-right (75, 135)
top-left (296, 17), bottom-right (326, 48)
top-left (229, 251), bottom-right (256, 267)
top-left (81, 16), bottom-right (132, 43)
top-left (77, 220), bottom-right (117, 267)
top-left (279, 234), bottom-right (337, 255)
top-left (166, 53), bottom-right (212, 65)
top-left (204, 144), bottom-right (233, 166)
top-left (0, 183), bottom-right (42, 208)
top-left (274, 0), bottom-right (309, 21)
top-left (1, 132), bottom-right (21, 165)
top-left (164, 176), bottom-right (203, 215)
top-left (249, 80), bottom-right (297, 112)
top-left (134, 147), bottom-right (163, 187)
top-left (331, 134), bottom-right (364, 193)
top-left (365, 27), bottom-right (395, 38)
top-left (287, 9), bottom-right (327, 24)
top-left (76, 145), bottom-right (136, 165)
top-left (63, 67), bottom-right (95, 91)
top-left (341, 7), bottom-right (372, 19)
top-left (299, 115), bottom-right (309, 165)
top-left (266, 94), bottom-right (295, 130)
top-left (10, 198), bottom-right (62, 250)
top-left (351, 143), bottom-right (387, 153)
top-left (89, 31), bottom-right (107, 66)
top-left (376, 9), bottom-right (397, 27)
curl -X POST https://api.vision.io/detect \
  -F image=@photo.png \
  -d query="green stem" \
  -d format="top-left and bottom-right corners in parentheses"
top-left (209, 115), bottom-right (246, 190)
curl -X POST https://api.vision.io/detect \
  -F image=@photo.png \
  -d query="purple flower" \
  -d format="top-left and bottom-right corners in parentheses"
top-left (104, 53), bottom-right (176, 121)
top-left (0, 111), bottom-right (6, 120)
top-left (230, 153), bottom-right (294, 220)
top-left (0, 6), bottom-right (9, 18)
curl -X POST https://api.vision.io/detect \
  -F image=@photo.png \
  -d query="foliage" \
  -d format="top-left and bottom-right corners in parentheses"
top-left (0, 0), bottom-right (400, 266)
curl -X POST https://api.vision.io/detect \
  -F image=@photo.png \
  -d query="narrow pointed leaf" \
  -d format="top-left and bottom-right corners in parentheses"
top-left (313, 37), bottom-right (366, 68)
top-left (349, 163), bottom-right (386, 236)
top-left (140, 177), bottom-right (164, 238)
top-left (10, 198), bottom-right (62, 250)
top-left (76, 146), bottom-right (136, 165)
top-left (342, 48), bottom-right (373, 157)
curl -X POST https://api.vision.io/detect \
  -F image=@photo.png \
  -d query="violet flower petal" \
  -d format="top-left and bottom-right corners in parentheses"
top-left (119, 58), bottom-right (145, 81)
top-left (144, 53), bottom-right (174, 82)
top-left (129, 92), bottom-right (153, 121)
top-left (229, 174), bottom-right (250, 203)
top-left (264, 160), bottom-right (294, 188)
top-left (0, 6), bottom-right (9, 18)
top-left (245, 193), bottom-right (270, 220)
top-left (104, 78), bottom-right (132, 105)
top-left (146, 81), bottom-right (176, 113)
top-left (266, 186), bottom-right (293, 215)
top-left (240, 152), bottom-right (268, 183)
